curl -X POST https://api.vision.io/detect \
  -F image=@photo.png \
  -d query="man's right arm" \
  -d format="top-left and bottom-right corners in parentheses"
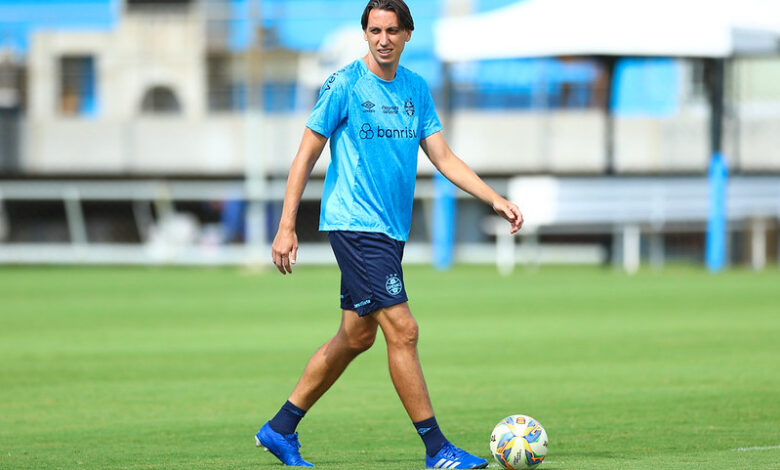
top-left (271, 127), bottom-right (328, 274)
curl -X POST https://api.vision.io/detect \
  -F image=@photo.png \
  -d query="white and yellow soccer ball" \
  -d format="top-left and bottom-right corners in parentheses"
top-left (489, 415), bottom-right (548, 469)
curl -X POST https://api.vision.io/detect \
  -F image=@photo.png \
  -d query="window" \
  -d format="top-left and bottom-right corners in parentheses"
top-left (207, 54), bottom-right (241, 112)
top-left (126, 0), bottom-right (191, 6)
top-left (140, 85), bottom-right (182, 114)
top-left (59, 56), bottom-right (97, 116)
top-left (126, 0), bottom-right (192, 13)
top-left (451, 58), bottom-right (603, 111)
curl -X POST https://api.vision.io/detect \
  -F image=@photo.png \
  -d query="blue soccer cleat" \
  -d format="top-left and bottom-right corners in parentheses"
top-left (255, 421), bottom-right (314, 467)
top-left (425, 442), bottom-right (488, 469)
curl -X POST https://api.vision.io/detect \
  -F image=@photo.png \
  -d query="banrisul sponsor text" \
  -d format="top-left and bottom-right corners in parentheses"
top-left (359, 123), bottom-right (418, 140)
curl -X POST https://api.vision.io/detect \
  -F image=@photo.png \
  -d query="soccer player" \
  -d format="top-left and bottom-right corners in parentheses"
top-left (256, 1), bottom-right (523, 468)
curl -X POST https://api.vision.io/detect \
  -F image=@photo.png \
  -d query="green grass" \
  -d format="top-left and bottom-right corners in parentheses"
top-left (1, 264), bottom-right (779, 469)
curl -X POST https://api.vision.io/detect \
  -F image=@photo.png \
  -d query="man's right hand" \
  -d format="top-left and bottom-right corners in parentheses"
top-left (271, 227), bottom-right (298, 274)
top-left (270, 128), bottom-right (327, 275)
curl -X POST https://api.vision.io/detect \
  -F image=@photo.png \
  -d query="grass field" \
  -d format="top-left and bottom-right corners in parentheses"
top-left (1, 264), bottom-right (779, 469)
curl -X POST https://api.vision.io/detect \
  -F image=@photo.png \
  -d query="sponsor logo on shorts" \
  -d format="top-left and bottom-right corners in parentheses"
top-left (385, 274), bottom-right (403, 296)
top-left (354, 299), bottom-right (371, 308)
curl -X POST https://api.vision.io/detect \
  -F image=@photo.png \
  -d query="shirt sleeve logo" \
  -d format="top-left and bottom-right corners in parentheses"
top-left (324, 73), bottom-right (337, 91)
top-left (404, 98), bottom-right (415, 117)
top-left (359, 123), bottom-right (374, 139)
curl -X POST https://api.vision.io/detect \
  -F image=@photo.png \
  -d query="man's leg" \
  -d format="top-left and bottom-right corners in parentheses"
top-left (374, 302), bottom-right (488, 469)
top-left (288, 309), bottom-right (378, 410)
top-left (257, 310), bottom-right (378, 467)
top-left (373, 302), bottom-right (433, 421)
top-left (373, 302), bottom-right (444, 455)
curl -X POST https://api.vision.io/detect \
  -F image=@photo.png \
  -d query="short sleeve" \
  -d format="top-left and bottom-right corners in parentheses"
top-left (306, 72), bottom-right (349, 138)
top-left (420, 86), bottom-right (442, 139)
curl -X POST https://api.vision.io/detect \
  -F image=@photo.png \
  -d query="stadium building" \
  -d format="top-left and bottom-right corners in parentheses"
top-left (0, 0), bottom-right (779, 269)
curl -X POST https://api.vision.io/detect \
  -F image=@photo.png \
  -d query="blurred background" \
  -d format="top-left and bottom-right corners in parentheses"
top-left (0, 0), bottom-right (779, 272)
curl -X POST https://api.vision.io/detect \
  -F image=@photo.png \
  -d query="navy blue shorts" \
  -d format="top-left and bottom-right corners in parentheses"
top-left (327, 231), bottom-right (407, 316)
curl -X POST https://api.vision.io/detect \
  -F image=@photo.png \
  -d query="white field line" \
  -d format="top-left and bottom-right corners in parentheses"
top-left (733, 445), bottom-right (780, 452)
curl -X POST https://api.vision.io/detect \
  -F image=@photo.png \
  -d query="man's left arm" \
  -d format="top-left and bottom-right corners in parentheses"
top-left (420, 131), bottom-right (524, 234)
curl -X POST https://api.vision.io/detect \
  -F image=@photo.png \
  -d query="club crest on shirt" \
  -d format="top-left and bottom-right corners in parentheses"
top-left (385, 274), bottom-right (403, 296)
top-left (404, 98), bottom-right (415, 117)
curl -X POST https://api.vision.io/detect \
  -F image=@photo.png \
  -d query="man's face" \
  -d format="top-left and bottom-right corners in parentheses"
top-left (363, 8), bottom-right (411, 70)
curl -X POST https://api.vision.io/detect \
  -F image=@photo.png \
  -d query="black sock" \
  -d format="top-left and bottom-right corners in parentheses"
top-left (414, 416), bottom-right (448, 457)
top-left (268, 400), bottom-right (306, 435)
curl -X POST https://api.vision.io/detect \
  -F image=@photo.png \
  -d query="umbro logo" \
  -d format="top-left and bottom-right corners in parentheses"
top-left (362, 101), bottom-right (375, 112)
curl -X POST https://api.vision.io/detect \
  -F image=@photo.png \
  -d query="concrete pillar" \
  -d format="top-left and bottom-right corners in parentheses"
top-left (623, 223), bottom-right (641, 274)
top-left (0, 190), bottom-right (7, 242)
top-left (496, 230), bottom-right (515, 276)
top-left (750, 218), bottom-right (767, 271)
top-left (64, 187), bottom-right (88, 246)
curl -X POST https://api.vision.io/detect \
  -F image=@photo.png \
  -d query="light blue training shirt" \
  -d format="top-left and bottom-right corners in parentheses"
top-left (306, 58), bottom-right (442, 242)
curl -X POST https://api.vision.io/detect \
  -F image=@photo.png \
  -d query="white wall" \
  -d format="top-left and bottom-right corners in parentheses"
top-left (20, 107), bottom-right (780, 175)
top-left (614, 108), bottom-right (710, 173)
top-left (449, 110), bottom-right (607, 173)
top-left (737, 104), bottom-right (780, 171)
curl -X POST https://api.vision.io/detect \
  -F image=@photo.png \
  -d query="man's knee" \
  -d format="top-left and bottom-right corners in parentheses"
top-left (387, 315), bottom-right (419, 349)
top-left (342, 327), bottom-right (377, 354)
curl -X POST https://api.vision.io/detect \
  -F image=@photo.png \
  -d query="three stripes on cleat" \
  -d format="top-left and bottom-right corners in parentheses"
top-left (433, 458), bottom-right (464, 468)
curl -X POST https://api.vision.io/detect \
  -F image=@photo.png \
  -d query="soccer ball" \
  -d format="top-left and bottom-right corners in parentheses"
top-left (489, 415), bottom-right (548, 469)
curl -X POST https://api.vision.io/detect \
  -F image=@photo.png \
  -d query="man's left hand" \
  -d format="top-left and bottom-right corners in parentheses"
top-left (493, 199), bottom-right (524, 234)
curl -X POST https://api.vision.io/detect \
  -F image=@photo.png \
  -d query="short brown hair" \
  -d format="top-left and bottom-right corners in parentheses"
top-left (361, 0), bottom-right (414, 31)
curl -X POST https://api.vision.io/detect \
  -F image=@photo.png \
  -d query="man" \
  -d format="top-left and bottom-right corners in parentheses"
top-left (256, 1), bottom-right (523, 468)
